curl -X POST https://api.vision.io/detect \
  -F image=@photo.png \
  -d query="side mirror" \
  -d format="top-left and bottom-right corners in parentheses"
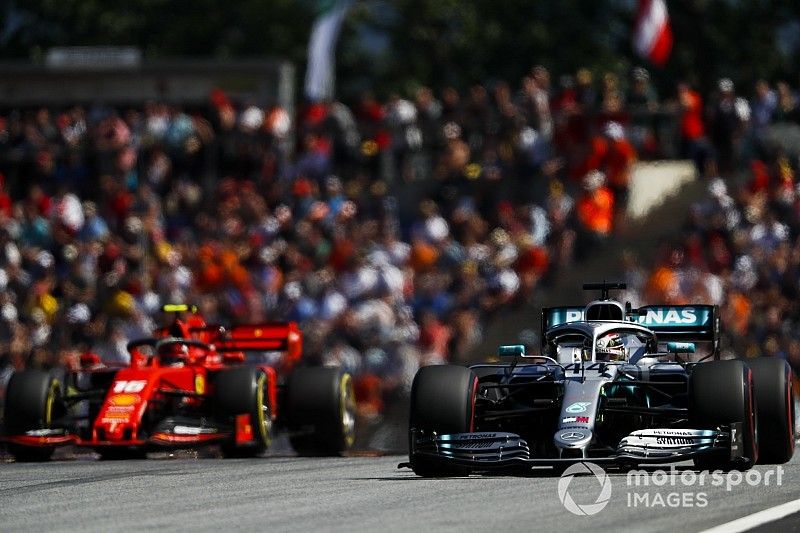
top-left (80, 352), bottom-right (102, 369)
top-left (667, 342), bottom-right (695, 354)
top-left (498, 344), bottom-right (525, 358)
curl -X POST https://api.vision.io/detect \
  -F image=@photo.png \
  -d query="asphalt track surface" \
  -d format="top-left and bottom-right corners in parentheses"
top-left (2, 445), bottom-right (800, 532)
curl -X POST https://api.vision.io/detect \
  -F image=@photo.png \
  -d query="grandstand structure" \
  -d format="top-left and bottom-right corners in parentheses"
top-left (0, 48), bottom-right (294, 110)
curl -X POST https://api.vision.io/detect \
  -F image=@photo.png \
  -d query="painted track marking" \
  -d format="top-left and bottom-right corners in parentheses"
top-left (698, 497), bottom-right (800, 533)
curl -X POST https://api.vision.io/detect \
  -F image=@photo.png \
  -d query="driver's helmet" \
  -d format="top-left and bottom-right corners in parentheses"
top-left (157, 338), bottom-right (189, 366)
top-left (596, 332), bottom-right (627, 361)
top-left (169, 318), bottom-right (190, 339)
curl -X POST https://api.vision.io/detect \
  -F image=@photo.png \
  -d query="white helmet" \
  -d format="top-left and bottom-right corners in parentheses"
top-left (596, 332), bottom-right (627, 361)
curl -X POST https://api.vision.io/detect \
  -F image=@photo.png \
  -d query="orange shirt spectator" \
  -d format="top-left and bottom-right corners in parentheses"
top-left (577, 177), bottom-right (615, 236)
top-left (726, 292), bottom-right (751, 338)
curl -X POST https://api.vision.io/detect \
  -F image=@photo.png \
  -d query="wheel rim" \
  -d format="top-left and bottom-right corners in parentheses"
top-left (255, 373), bottom-right (272, 448)
top-left (44, 380), bottom-right (59, 427)
top-left (340, 373), bottom-right (356, 449)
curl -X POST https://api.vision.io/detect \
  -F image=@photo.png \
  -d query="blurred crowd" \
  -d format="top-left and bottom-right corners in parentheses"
top-left (1, 66), bottom-right (799, 420)
top-left (623, 76), bottom-right (800, 383)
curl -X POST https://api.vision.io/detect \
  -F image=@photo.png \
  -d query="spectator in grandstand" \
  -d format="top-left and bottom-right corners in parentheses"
top-left (580, 121), bottom-right (637, 220)
top-left (751, 79), bottom-right (777, 134)
top-left (676, 81), bottom-right (709, 176)
top-left (774, 81), bottom-right (800, 123)
top-left (708, 77), bottom-right (750, 175)
top-left (575, 170), bottom-right (614, 259)
top-left (626, 67), bottom-right (660, 157)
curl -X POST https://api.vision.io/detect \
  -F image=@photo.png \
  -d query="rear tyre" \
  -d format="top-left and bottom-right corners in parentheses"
top-left (748, 358), bottom-right (795, 464)
top-left (408, 365), bottom-right (478, 477)
top-left (215, 367), bottom-right (272, 458)
top-left (4, 370), bottom-right (64, 462)
top-left (285, 367), bottom-right (356, 456)
top-left (690, 360), bottom-right (758, 470)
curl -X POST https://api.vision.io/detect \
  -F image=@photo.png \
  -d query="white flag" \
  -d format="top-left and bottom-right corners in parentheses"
top-left (304, 0), bottom-right (353, 102)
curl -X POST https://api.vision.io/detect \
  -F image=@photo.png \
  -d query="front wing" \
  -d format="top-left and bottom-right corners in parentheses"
top-left (407, 425), bottom-right (743, 471)
top-left (3, 415), bottom-right (260, 450)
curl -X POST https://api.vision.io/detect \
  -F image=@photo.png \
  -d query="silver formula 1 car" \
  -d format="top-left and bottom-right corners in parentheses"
top-left (407, 282), bottom-right (795, 476)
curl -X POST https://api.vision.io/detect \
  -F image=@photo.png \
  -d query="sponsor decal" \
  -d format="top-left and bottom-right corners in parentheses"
top-left (109, 393), bottom-right (139, 407)
top-left (634, 307), bottom-right (710, 327)
top-left (112, 380), bottom-right (147, 393)
top-left (560, 431), bottom-right (586, 441)
top-left (619, 429), bottom-right (718, 451)
top-left (548, 306), bottom-right (711, 329)
top-left (565, 310), bottom-right (583, 322)
top-left (641, 429), bottom-right (707, 436)
top-left (565, 402), bottom-right (591, 414)
top-left (656, 437), bottom-right (693, 445)
top-left (106, 405), bottom-right (135, 413)
top-left (101, 413), bottom-right (130, 423)
top-left (562, 416), bottom-right (590, 424)
top-left (173, 425), bottom-right (217, 435)
top-left (547, 308), bottom-right (585, 326)
top-left (455, 433), bottom-right (497, 440)
top-left (195, 374), bottom-right (205, 395)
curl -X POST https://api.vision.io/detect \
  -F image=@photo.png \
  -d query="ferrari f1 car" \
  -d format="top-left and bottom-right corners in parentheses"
top-left (407, 283), bottom-right (795, 476)
top-left (3, 305), bottom-right (355, 460)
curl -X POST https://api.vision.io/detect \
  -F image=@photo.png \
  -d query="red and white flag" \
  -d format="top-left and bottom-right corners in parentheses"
top-left (633, 0), bottom-right (673, 67)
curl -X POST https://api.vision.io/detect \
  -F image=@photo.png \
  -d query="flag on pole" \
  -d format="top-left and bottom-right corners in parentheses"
top-left (304, 0), bottom-right (353, 102)
top-left (633, 0), bottom-right (672, 67)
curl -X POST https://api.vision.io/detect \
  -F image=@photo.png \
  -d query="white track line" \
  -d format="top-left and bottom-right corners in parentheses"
top-left (698, 497), bottom-right (800, 533)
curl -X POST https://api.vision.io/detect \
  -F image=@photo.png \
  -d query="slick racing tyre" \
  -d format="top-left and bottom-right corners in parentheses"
top-left (215, 367), bottom-right (272, 457)
top-left (408, 365), bottom-right (478, 477)
top-left (748, 358), bottom-right (795, 464)
top-left (690, 360), bottom-right (758, 470)
top-left (4, 370), bottom-right (65, 462)
top-left (285, 367), bottom-right (356, 456)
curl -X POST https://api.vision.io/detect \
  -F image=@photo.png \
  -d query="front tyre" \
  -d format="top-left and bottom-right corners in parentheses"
top-left (4, 370), bottom-right (64, 462)
top-left (690, 360), bottom-right (758, 470)
top-left (408, 365), bottom-right (478, 477)
top-left (215, 367), bottom-right (272, 458)
top-left (748, 358), bottom-right (795, 464)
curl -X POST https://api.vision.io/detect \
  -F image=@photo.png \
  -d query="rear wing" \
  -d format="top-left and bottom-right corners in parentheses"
top-left (632, 305), bottom-right (719, 354)
top-left (211, 322), bottom-right (303, 364)
top-left (152, 321), bottom-right (303, 364)
top-left (541, 304), bottom-right (720, 355)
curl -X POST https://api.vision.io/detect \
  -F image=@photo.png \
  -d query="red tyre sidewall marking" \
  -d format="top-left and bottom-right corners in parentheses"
top-left (468, 376), bottom-right (478, 433)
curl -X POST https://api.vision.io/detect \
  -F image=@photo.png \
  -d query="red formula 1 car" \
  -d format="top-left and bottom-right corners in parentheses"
top-left (2, 305), bottom-right (356, 460)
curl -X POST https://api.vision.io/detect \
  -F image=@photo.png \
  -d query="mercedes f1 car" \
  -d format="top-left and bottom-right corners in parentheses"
top-left (407, 283), bottom-right (795, 476)
top-left (3, 305), bottom-right (355, 460)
